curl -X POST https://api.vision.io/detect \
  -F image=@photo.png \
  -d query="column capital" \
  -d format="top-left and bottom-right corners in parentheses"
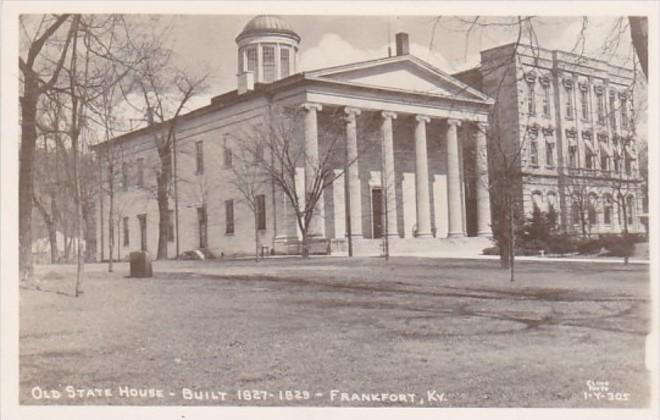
top-left (344, 106), bottom-right (361, 122)
top-left (301, 102), bottom-right (323, 113)
top-left (415, 114), bottom-right (431, 124)
top-left (447, 118), bottom-right (462, 128)
top-left (381, 111), bottom-right (397, 120)
top-left (476, 121), bottom-right (489, 132)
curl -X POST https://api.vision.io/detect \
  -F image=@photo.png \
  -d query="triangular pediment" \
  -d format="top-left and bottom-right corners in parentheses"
top-left (306, 55), bottom-right (491, 103)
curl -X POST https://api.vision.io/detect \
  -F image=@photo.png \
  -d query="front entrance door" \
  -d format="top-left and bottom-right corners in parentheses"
top-left (371, 188), bottom-right (383, 239)
top-left (197, 206), bottom-right (208, 249)
top-left (138, 214), bottom-right (147, 251)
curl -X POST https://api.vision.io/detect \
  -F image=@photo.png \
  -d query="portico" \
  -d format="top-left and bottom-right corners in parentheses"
top-left (274, 81), bottom-right (494, 254)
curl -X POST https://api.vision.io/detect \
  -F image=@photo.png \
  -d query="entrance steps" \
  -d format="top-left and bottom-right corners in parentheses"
top-left (330, 236), bottom-right (493, 258)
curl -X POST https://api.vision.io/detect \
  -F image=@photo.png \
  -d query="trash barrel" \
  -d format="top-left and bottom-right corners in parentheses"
top-left (129, 251), bottom-right (153, 278)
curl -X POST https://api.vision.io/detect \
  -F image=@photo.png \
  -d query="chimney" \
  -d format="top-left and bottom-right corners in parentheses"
top-left (395, 32), bottom-right (409, 56)
top-left (237, 71), bottom-right (255, 94)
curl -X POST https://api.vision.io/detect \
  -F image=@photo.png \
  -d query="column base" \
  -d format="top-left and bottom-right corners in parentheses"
top-left (447, 232), bottom-right (466, 238)
top-left (346, 233), bottom-right (364, 239)
top-left (415, 232), bottom-right (434, 239)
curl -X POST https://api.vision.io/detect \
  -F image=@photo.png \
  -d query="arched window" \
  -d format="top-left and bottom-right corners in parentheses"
top-left (546, 192), bottom-right (557, 211)
top-left (571, 201), bottom-right (581, 225)
top-left (626, 195), bottom-right (635, 226)
top-left (531, 191), bottom-right (544, 211)
top-left (603, 194), bottom-right (613, 225)
top-left (588, 193), bottom-right (599, 225)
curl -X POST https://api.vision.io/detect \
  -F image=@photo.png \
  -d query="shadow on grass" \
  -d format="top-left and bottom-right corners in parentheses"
top-left (20, 285), bottom-right (77, 298)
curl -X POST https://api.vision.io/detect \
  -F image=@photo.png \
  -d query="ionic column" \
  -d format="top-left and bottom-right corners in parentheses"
top-left (344, 107), bottom-right (363, 238)
top-left (446, 119), bottom-right (465, 237)
top-left (302, 103), bottom-right (324, 238)
top-left (475, 122), bottom-right (493, 236)
top-left (381, 111), bottom-right (399, 238)
top-left (274, 187), bottom-right (297, 242)
top-left (414, 115), bottom-right (433, 238)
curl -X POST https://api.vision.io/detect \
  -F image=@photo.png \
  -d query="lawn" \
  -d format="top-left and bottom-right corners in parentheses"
top-left (19, 257), bottom-right (650, 407)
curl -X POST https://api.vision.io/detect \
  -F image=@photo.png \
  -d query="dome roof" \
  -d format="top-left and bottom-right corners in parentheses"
top-left (236, 15), bottom-right (300, 43)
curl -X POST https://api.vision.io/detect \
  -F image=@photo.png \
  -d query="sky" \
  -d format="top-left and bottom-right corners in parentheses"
top-left (156, 15), bottom-right (639, 111)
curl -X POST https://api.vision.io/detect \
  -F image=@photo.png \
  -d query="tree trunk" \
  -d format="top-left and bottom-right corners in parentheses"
top-left (108, 180), bottom-right (114, 272)
top-left (509, 197), bottom-right (515, 282)
top-left (301, 231), bottom-right (309, 258)
top-left (19, 84), bottom-right (38, 282)
top-left (254, 212), bottom-right (260, 262)
top-left (48, 225), bottom-right (58, 264)
top-left (156, 147), bottom-right (172, 260)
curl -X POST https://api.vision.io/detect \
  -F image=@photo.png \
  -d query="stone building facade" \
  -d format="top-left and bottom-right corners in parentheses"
top-left (94, 15), bottom-right (495, 260)
top-left (455, 43), bottom-right (644, 236)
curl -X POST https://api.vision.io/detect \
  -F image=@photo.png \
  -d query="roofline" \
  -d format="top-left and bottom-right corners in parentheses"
top-left (304, 75), bottom-right (494, 106)
top-left (480, 42), bottom-right (635, 75)
top-left (93, 60), bottom-right (494, 150)
top-left (306, 53), bottom-right (493, 103)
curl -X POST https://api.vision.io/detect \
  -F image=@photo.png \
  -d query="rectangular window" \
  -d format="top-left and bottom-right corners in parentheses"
top-left (280, 47), bottom-right (290, 77)
top-left (569, 145), bottom-right (577, 168)
top-left (580, 89), bottom-right (589, 120)
top-left (542, 84), bottom-right (551, 116)
top-left (529, 141), bottom-right (538, 166)
top-left (596, 92), bottom-right (605, 124)
top-left (195, 140), bottom-right (204, 175)
top-left (609, 94), bottom-right (617, 131)
top-left (137, 214), bottom-right (147, 251)
top-left (565, 86), bottom-right (573, 118)
top-left (585, 152), bottom-right (594, 170)
top-left (545, 142), bottom-right (554, 167)
top-left (122, 162), bottom-right (128, 192)
top-left (614, 155), bottom-right (621, 173)
top-left (527, 83), bottom-right (536, 115)
top-left (621, 98), bottom-right (628, 129)
top-left (168, 209), bottom-right (175, 242)
top-left (600, 154), bottom-right (609, 171)
top-left (123, 217), bottom-right (129, 246)
top-left (263, 45), bottom-right (275, 82)
top-left (246, 47), bottom-right (257, 72)
top-left (225, 200), bottom-right (234, 234)
top-left (625, 156), bottom-right (632, 176)
top-left (224, 145), bottom-right (233, 168)
top-left (137, 157), bottom-right (144, 188)
top-left (256, 194), bottom-right (266, 230)
top-left (604, 204), bottom-right (612, 224)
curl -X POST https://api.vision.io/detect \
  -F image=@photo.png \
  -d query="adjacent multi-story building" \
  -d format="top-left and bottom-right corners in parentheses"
top-left (455, 43), bottom-right (644, 235)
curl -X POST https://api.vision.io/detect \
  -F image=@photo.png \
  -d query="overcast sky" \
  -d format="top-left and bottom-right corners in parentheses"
top-left (155, 15), bottom-right (637, 110)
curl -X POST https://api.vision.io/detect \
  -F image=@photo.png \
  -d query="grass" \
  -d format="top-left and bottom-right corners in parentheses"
top-left (19, 257), bottom-right (650, 407)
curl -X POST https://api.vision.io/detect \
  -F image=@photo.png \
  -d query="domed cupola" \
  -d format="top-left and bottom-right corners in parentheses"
top-left (236, 15), bottom-right (300, 93)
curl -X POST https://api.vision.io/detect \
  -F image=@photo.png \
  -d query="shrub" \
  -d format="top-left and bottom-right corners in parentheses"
top-left (602, 235), bottom-right (635, 257)
top-left (545, 234), bottom-right (577, 255)
top-left (482, 246), bottom-right (500, 256)
top-left (576, 238), bottom-right (603, 255)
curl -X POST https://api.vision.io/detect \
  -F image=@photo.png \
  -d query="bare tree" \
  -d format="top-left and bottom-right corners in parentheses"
top-left (19, 14), bottom-right (77, 282)
top-left (123, 56), bottom-right (208, 259)
top-left (228, 129), bottom-right (270, 261)
top-left (239, 106), bottom-right (355, 257)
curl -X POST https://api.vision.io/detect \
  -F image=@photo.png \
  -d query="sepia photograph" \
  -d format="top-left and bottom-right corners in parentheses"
top-left (1, 2), bottom-right (658, 420)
